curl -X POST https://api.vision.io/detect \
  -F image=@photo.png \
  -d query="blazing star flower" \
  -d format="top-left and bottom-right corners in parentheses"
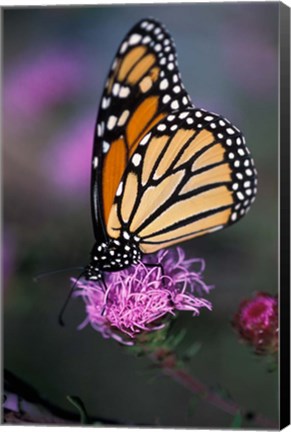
top-left (44, 114), bottom-right (94, 195)
top-left (74, 248), bottom-right (212, 345)
top-left (4, 50), bottom-right (85, 121)
top-left (232, 292), bottom-right (278, 354)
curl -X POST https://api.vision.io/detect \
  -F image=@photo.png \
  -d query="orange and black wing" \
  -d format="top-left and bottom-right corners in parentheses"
top-left (91, 18), bottom-right (193, 241)
top-left (106, 108), bottom-right (258, 252)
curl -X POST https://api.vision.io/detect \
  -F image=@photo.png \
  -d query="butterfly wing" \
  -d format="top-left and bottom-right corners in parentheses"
top-left (106, 108), bottom-right (257, 252)
top-left (91, 18), bottom-right (192, 241)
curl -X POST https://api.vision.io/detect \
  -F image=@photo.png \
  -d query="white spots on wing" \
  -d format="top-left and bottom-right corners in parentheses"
top-left (140, 132), bottom-right (152, 145)
top-left (146, 23), bottom-right (154, 31)
top-left (120, 41), bottom-right (128, 54)
top-left (119, 86), bottom-right (130, 98)
top-left (170, 124), bottom-right (178, 131)
top-left (102, 141), bottom-right (110, 153)
top-left (107, 115), bottom-right (117, 130)
top-left (173, 85), bottom-right (181, 93)
top-left (93, 157), bottom-right (98, 169)
top-left (179, 111), bottom-right (189, 119)
top-left (129, 33), bottom-right (142, 45)
top-left (195, 111), bottom-right (202, 118)
top-left (226, 139), bottom-right (232, 146)
top-left (160, 57), bottom-right (166, 65)
top-left (112, 82), bottom-right (120, 96)
top-left (117, 110), bottom-right (130, 126)
top-left (182, 96), bottom-right (189, 105)
top-left (186, 117), bottom-right (194, 125)
top-left (132, 153), bottom-right (142, 167)
top-left (172, 74), bottom-right (179, 83)
top-left (167, 114), bottom-right (175, 121)
top-left (237, 191), bottom-right (244, 201)
top-left (231, 212), bottom-right (237, 222)
top-left (171, 100), bottom-right (179, 110)
top-left (108, 58), bottom-right (117, 70)
top-left (163, 94), bottom-right (171, 104)
top-left (160, 78), bottom-right (169, 90)
top-left (228, 152), bottom-right (235, 159)
top-left (246, 169), bottom-right (253, 176)
top-left (123, 231), bottom-right (130, 240)
top-left (226, 127), bottom-right (235, 135)
top-left (205, 115), bottom-right (214, 121)
top-left (97, 121), bottom-right (104, 137)
top-left (219, 120), bottom-right (226, 126)
top-left (182, 96), bottom-right (188, 105)
top-left (238, 148), bottom-right (245, 156)
top-left (157, 123), bottom-right (166, 132)
top-left (217, 133), bottom-right (224, 139)
top-left (142, 35), bottom-right (151, 44)
top-left (101, 97), bottom-right (111, 109)
top-left (232, 183), bottom-right (239, 191)
top-left (140, 21), bottom-right (148, 29)
top-left (236, 137), bottom-right (242, 145)
top-left (116, 182), bottom-right (123, 196)
top-left (154, 43), bottom-right (162, 52)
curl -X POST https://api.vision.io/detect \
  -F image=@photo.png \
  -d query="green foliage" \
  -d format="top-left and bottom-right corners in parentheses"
top-left (231, 411), bottom-right (243, 428)
top-left (66, 395), bottom-right (89, 425)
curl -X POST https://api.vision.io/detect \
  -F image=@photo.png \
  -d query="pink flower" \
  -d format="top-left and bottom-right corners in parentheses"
top-left (74, 248), bottom-right (212, 345)
top-left (232, 292), bottom-right (278, 354)
top-left (4, 50), bottom-right (85, 121)
top-left (43, 114), bottom-right (94, 195)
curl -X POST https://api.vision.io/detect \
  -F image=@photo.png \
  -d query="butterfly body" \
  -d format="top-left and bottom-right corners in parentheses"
top-left (84, 18), bottom-right (257, 281)
top-left (86, 237), bottom-right (141, 280)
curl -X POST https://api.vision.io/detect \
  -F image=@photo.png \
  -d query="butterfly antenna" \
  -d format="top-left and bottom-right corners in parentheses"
top-left (58, 271), bottom-right (85, 327)
top-left (33, 267), bottom-right (84, 283)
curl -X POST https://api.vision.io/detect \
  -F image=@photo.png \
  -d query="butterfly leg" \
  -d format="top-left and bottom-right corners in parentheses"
top-left (144, 262), bottom-right (174, 306)
top-left (101, 273), bottom-right (109, 316)
top-left (144, 262), bottom-right (164, 276)
top-left (144, 262), bottom-right (167, 288)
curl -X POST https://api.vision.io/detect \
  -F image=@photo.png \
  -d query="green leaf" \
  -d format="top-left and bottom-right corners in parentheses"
top-left (184, 342), bottom-right (201, 359)
top-left (231, 411), bottom-right (243, 428)
top-left (67, 395), bottom-right (89, 424)
top-left (168, 328), bottom-right (187, 349)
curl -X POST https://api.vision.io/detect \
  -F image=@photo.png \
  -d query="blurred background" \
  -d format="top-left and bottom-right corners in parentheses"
top-left (3, 3), bottom-right (278, 428)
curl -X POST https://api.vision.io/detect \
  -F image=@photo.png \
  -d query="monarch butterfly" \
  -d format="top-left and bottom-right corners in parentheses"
top-left (85, 18), bottom-right (257, 281)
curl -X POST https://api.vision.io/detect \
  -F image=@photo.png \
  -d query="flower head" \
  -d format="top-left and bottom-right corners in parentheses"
top-left (4, 50), bottom-right (85, 121)
top-left (232, 292), bottom-right (278, 354)
top-left (74, 247), bottom-right (212, 345)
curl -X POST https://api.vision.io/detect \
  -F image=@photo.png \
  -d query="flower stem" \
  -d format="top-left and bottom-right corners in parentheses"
top-left (150, 353), bottom-right (277, 429)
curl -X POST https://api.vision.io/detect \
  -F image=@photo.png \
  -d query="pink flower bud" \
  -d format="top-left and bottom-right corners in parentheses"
top-left (232, 292), bottom-right (278, 354)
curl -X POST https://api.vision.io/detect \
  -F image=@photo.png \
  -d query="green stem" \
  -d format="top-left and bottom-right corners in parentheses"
top-left (149, 352), bottom-right (277, 429)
